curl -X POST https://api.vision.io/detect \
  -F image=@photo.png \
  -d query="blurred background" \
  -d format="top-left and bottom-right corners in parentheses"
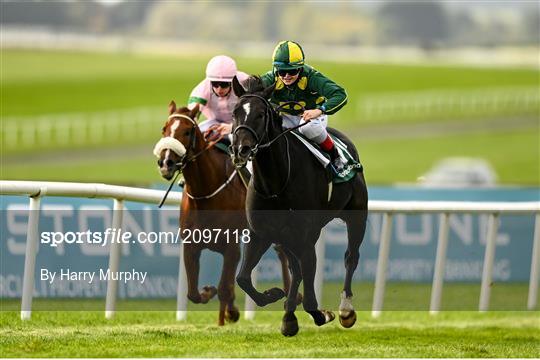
top-left (1, 0), bottom-right (539, 312)
top-left (1, 0), bottom-right (538, 186)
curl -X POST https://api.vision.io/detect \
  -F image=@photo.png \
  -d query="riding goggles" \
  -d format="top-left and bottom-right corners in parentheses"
top-left (211, 81), bottom-right (231, 89)
top-left (277, 68), bottom-right (302, 77)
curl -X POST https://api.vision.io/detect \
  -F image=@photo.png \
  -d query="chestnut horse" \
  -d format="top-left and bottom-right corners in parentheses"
top-left (154, 101), bottom-right (295, 325)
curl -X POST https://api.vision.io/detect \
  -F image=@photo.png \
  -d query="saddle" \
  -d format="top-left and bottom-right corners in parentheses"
top-left (291, 131), bottom-right (363, 184)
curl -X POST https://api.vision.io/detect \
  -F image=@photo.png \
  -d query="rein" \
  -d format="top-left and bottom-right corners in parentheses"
top-left (158, 113), bottom-right (232, 207)
top-left (185, 169), bottom-right (237, 200)
top-left (233, 95), bottom-right (307, 199)
top-left (233, 96), bottom-right (308, 155)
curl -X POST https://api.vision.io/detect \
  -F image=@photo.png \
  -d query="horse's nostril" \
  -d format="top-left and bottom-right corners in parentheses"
top-left (157, 159), bottom-right (163, 167)
top-left (239, 145), bottom-right (251, 157)
top-left (165, 159), bottom-right (175, 168)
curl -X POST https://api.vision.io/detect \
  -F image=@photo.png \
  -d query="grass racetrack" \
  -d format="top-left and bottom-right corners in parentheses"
top-left (1, 283), bottom-right (539, 357)
top-left (1, 310), bottom-right (538, 357)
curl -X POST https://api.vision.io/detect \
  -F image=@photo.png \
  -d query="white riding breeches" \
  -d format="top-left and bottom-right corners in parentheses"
top-left (281, 113), bottom-right (328, 144)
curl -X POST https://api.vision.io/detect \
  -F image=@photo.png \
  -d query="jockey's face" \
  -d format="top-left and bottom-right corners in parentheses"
top-left (211, 81), bottom-right (232, 97)
top-left (278, 68), bottom-right (301, 86)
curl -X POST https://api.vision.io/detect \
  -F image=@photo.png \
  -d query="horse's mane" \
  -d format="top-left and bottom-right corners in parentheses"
top-left (243, 76), bottom-right (265, 93)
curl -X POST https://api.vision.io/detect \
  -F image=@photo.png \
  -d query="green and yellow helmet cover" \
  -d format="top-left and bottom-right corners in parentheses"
top-left (272, 40), bottom-right (305, 71)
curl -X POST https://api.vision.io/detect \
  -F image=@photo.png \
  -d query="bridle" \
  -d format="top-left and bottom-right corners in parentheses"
top-left (232, 94), bottom-right (272, 160)
top-left (168, 113), bottom-right (206, 169)
top-left (232, 95), bottom-right (308, 160)
top-left (156, 113), bottom-right (234, 207)
top-left (232, 95), bottom-right (308, 199)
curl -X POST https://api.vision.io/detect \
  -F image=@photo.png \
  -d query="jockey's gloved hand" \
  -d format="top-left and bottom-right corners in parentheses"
top-left (301, 109), bottom-right (323, 122)
top-left (204, 125), bottom-right (221, 142)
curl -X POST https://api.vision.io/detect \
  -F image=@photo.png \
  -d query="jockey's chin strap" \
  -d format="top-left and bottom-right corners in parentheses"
top-left (158, 113), bottom-right (224, 208)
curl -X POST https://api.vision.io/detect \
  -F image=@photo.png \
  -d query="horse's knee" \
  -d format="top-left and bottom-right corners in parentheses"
top-left (236, 275), bottom-right (250, 290)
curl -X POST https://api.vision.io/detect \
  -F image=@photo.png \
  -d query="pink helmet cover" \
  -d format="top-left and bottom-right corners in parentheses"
top-left (205, 55), bottom-right (238, 82)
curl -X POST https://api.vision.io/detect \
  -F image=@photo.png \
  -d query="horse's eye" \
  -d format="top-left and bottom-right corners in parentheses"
top-left (183, 131), bottom-right (190, 137)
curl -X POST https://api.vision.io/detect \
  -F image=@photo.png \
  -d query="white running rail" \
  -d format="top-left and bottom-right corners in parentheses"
top-left (1, 181), bottom-right (539, 321)
top-left (1, 181), bottom-right (182, 320)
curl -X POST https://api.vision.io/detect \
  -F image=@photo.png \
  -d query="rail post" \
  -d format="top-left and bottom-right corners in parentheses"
top-left (527, 213), bottom-right (540, 310)
top-left (176, 241), bottom-right (188, 321)
top-left (372, 212), bottom-right (393, 318)
top-left (105, 199), bottom-right (125, 319)
top-left (430, 212), bottom-right (450, 314)
top-left (479, 213), bottom-right (499, 312)
top-left (21, 193), bottom-right (43, 320)
top-left (244, 267), bottom-right (258, 320)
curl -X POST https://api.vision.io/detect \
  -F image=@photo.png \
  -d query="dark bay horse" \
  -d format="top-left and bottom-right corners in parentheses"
top-left (230, 77), bottom-right (368, 336)
top-left (154, 101), bottom-right (296, 326)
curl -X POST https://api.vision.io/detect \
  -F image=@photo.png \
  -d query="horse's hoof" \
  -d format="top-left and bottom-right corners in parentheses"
top-left (225, 306), bottom-right (240, 323)
top-left (324, 310), bottom-right (336, 324)
top-left (309, 310), bottom-right (335, 326)
top-left (264, 287), bottom-right (286, 303)
top-left (281, 314), bottom-right (299, 337)
top-left (201, 285), bottom-right (217, 303)
top-left (339, 309), bottom-right (357, 328)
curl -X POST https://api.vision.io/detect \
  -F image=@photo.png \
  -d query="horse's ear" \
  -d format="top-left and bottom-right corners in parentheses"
top-left (168, 101), bottom-right (177, 115)
top-left (261, 83), bottom-right (274, 100)
top-left (189, 104), bottom-right (200, 120)
top-left (232, 76), bottom-right (246, 97)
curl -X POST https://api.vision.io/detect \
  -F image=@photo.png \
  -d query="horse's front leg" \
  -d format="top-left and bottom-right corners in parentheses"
top-left (281, 248), bottom-right (303, 337)
top-left (274, 244), bottom-right (303, 305)
top-left (217, 243), bottom-right (241, 326)
top-left (301, 244), bottom-right (335, 327)
top-left (236, 234), bottom-right (285, 307)
top-left (184, 245), bottom-right (217, 304)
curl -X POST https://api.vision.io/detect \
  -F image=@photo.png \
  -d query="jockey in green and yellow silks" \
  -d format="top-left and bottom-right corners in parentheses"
top-left (261, 40), bottom-right (348, 173)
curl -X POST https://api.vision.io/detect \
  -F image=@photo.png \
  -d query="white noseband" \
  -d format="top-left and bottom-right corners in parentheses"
top-left (152, 114), bottom-right (196, 158)
top-left (153, 137), bottom-right (186, 158)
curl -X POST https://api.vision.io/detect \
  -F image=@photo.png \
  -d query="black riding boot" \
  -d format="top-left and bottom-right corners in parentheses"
top-left (329, 146), bottom-right (346, 174)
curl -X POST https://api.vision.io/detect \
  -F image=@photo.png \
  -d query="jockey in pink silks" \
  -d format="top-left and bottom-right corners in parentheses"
top-left (188, 55), bottom-right (249, 138)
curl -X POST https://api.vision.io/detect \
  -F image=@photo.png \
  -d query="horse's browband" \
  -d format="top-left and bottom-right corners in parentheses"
top-left (168, 113), bottom-right (196, 125)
